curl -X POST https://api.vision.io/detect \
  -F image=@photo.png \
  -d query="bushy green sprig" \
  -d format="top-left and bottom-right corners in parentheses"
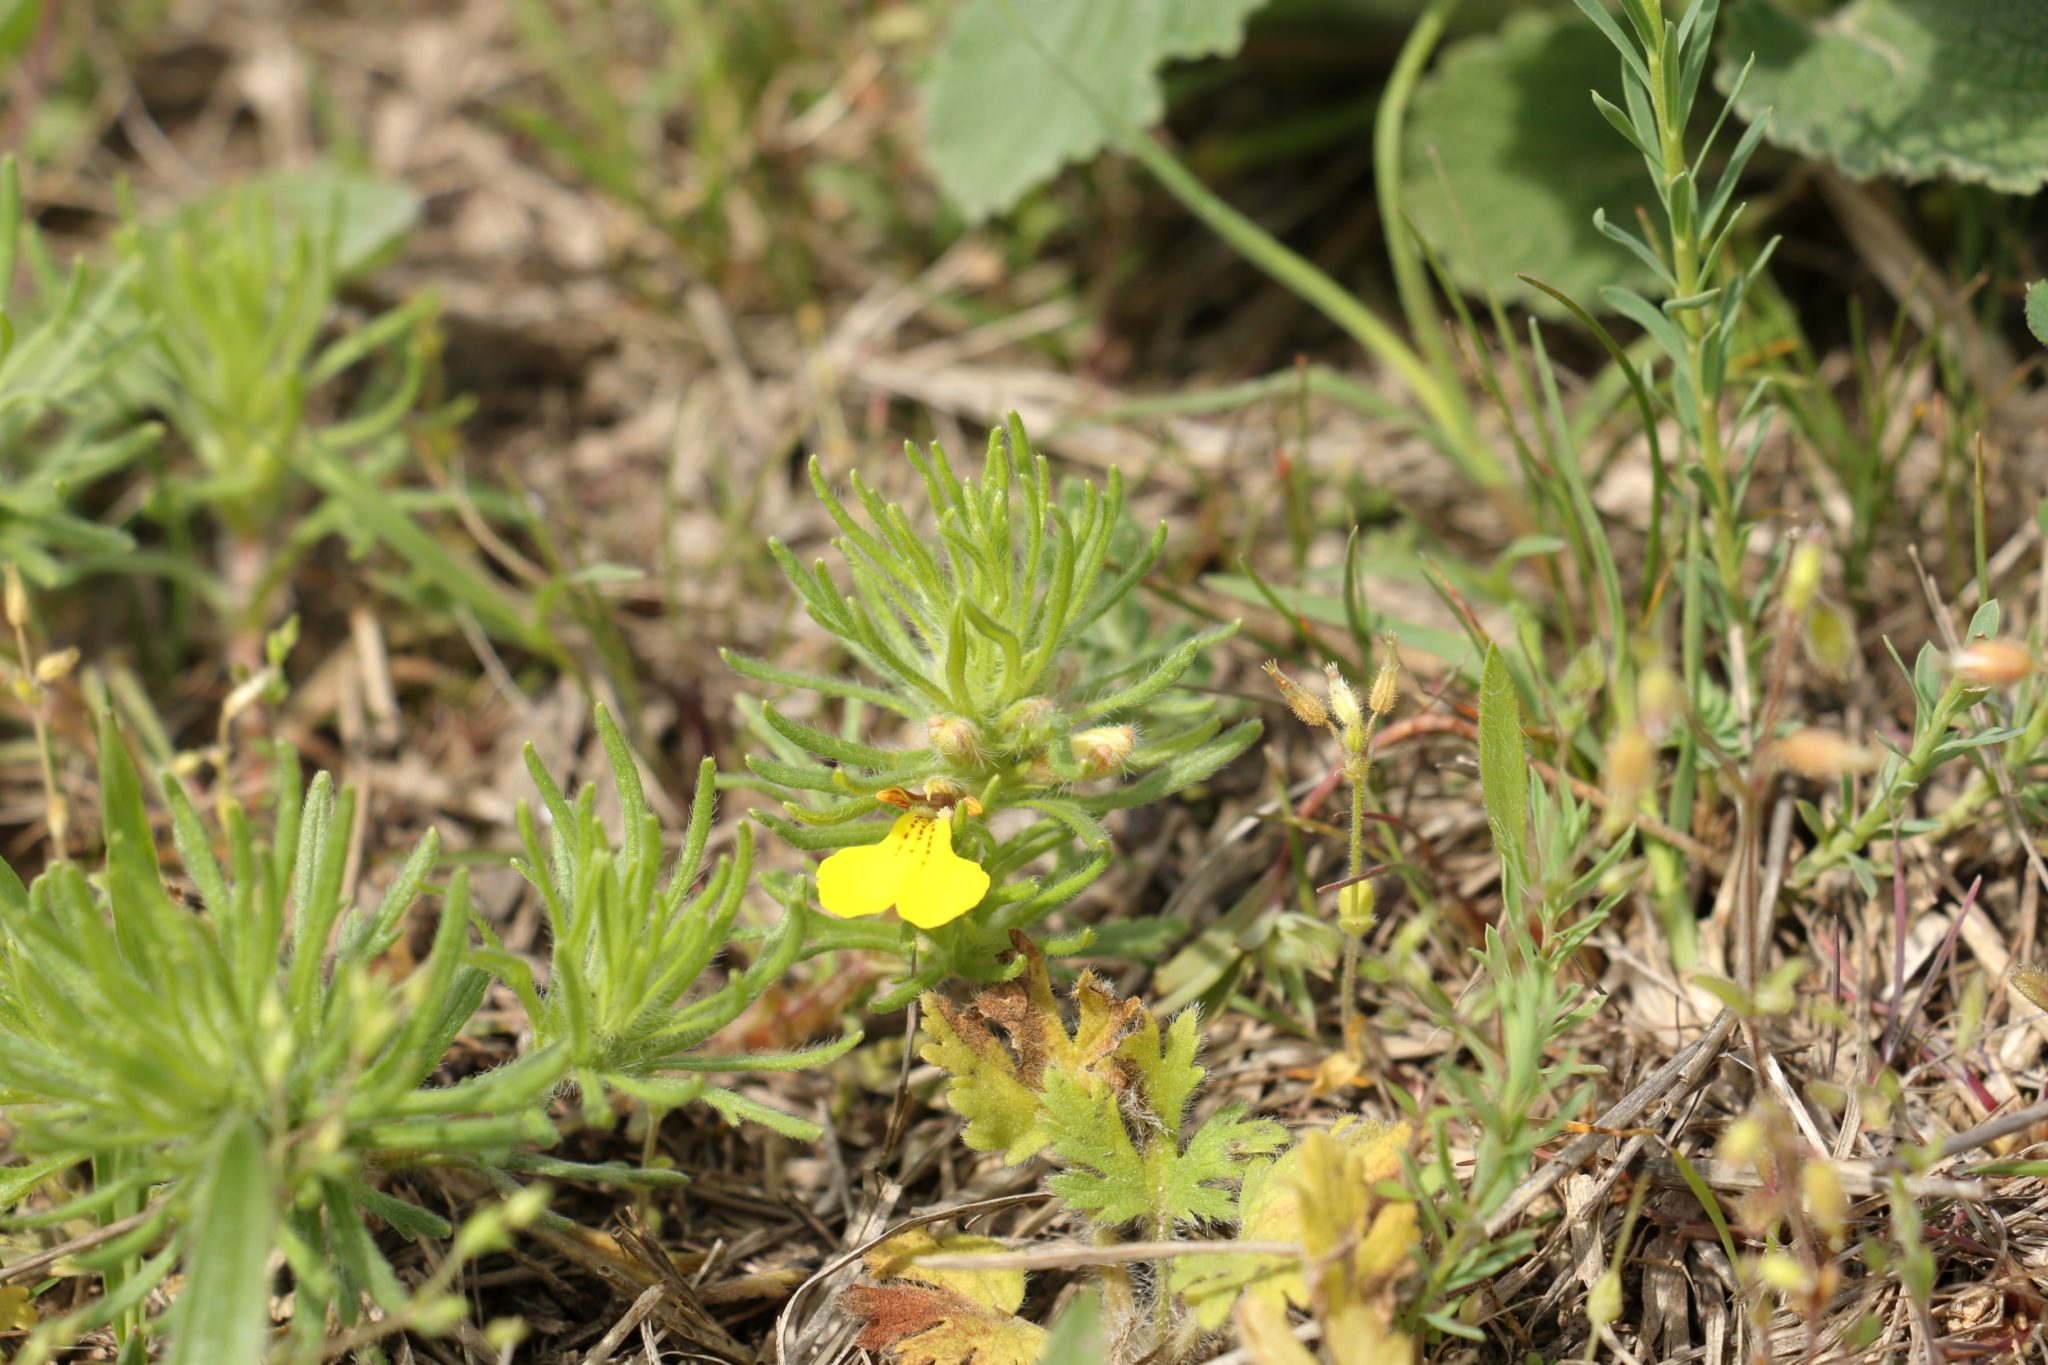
top-left (0, 717), bottom-right (565, 1363)
top-left (502, 704), bottom-right (859, 1137)
top-left (731, 416), bottom-right (1259, 1004)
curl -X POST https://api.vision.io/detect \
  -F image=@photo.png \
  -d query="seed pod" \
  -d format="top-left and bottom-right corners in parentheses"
top-left (1601, 725), bottom-right (1653, 832)
top-left (1802, 1160), bottom-right (1847, 1248)
top-left (2, 564), bottom-right (23, 631)
top-left (1368, 643), bottom-right (1400, 718)
top-left (1950, 639), bottom-right (2036, 687)
top-left (1784, 541), bottom-right (1824, 617)
top-left (1773, 728), bottom-right (1880, 778)
top-left (1323, 661), bottom-right (1365, 745)
top-left (1338, 879), bottom-right (1376, 937)
top-left (1803, 602), bottom-right (1857, 681)
top-left (34, 648), bottom-right (78, 684)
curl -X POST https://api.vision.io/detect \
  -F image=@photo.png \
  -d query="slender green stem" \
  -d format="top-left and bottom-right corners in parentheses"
top-left (1793, 681), bottom-right (1970, 885)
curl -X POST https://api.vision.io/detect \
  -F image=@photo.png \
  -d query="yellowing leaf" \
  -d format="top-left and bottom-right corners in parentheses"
top-left (0, 1285), bottom-right (37, 1331)
top-left (918, 934), bottom-right (1139, 1164)
top-left (1234, 1293), bottom-right (1319, 1365)
top-left (864, 1229), bottom-right (1024, 1314)
top-left (841, 1282), bottom-right (1046, 1365)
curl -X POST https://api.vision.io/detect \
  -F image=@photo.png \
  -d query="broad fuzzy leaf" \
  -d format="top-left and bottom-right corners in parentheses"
top-left (841, 1281), bottom-right (1046, 1365)
top-left (1403, 9), bottom-right (1661, 310)
top-left (922, 0), bottom-right (1270, 219)
top-left (1724, 0), bottom-right (2048, 193)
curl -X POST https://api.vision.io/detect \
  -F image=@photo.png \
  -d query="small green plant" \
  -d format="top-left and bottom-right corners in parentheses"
top-left (0, 156), bottom-right (161, 589)
top-left (0, 716), bottom-right (565, 1363)
top-left (492, 703), bottom-right (859, 1135)
top-left (1391, 647), bottom-right (1619, 1340)
top-left (731, 416), bottom-right (1259, 1006)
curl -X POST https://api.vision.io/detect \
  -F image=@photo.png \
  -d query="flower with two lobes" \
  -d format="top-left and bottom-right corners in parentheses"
top-left (816, 782), bottom-right (992, 930)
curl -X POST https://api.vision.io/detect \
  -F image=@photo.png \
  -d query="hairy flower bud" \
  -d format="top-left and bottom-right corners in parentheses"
top-left (1070, 725), bottom-right (1136, 777)
top-left (926, 714), bottom-right (982, 764)
top-left (33, 648), bottom-right (77, 685)
top-left (1601, 725), bottom-right (1653, 833)
top-left (1262, 660), bottom-right (1328, 730)
top-left (1368, 643), bottom-right (1400, 718)
top-left (1324, 661), bottom-right (1364, 732)
top-left (1804, 602), bottom-right (1857, 682)
top-left (1783, 541), bottom-right (1823, 617)
top-left (2, 564), bottom-right (23, 632)
top-left (1636, 663), bottom-right (1682, 737)
top-left (1950, 639), bottom-right (2036, 687)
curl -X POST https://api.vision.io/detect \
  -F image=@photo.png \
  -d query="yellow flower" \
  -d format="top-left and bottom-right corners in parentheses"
top-left (816, 800), bottom-right (990, 929)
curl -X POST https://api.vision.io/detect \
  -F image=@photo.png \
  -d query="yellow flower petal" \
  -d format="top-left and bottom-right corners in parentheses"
top-left (816, 814), bottom-right (916, 919)
top-left (895, 811), bottom-right (991, 929)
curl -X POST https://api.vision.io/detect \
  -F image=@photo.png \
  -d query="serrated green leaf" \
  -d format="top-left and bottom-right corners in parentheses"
top-left (1477, 645), bottom-right (1528, 885)
top-left (1723, 0), bottom-right (2048, 193)
top-left (919, 992), bottom-right (1051, 1164)
top-left (922, 0), bottom-right (1271, 219)
top-left (1403, 9), bottom-right (1662, 310)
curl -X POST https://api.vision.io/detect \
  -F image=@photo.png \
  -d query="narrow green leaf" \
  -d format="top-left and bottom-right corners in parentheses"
top-left (1478, 645), bottom-right (1529, 886)
top-left (167, 1122), bottom-right (277, 1365)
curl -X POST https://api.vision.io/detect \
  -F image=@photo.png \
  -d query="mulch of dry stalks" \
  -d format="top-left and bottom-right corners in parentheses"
top-left (9, 1), bottom-right (2048, 1361)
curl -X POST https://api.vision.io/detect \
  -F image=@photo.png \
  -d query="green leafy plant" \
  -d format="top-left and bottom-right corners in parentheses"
top-left (843, 935), bottom-right (1288, 1362)
top-left (0, 155), bottom-right (161, 589)
top-left (731, 416), bottom-right (1259, 1006)
top-left (491, 703), bottom-right (860, 1136)
top-left (0, 716), bottom-right (565, 1362)
top-left (1361, 647), bottom-right (1617, 1340)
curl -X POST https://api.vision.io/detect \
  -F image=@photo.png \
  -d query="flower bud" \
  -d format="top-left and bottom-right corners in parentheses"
top-left (926, 714), bottom-right (982, 764)
top-left (1069, 725), bottom-right (1136, 777)
top-left (1773, 728), bottom-right (1880, 778)
top-left (1601, 725), bottom-right (1653, 834)
top-left (1783, 541), bottom-right (1824, 617)
top-left (33, 648), bottom-right (77, 685)
top-left (1338, 879), bottom-right (1376, 937)
top-left (1261, 661), bottom-right (1327, 730)
top-left (999, 695), bottom-right (1058, 737)
top-left (1950, 639), bottom-right (2036, 687)
top-left (2, 564), bottom-right (23, 631)
top-left (1636, 663), bottom-right (1682, 735)
top-left (1804, 602), bottom-right (1857, 682)
top-left (1802, 1160), bottom-right (1847, 1248)
top-left (1368, 643), bottom-right (1400, 718)
top-left (1323, 662), bottom-right (1364, 737)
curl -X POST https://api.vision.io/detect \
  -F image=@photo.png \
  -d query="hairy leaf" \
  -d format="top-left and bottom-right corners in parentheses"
top-left (1403, 9), bottom-right (1660, 310)
top-left (1724, 0), bottom-right (2048, 193)
top-left (922, 0), bottom-right (1270, 218)
top-left (2029, 281), bottom-right (2048, 349)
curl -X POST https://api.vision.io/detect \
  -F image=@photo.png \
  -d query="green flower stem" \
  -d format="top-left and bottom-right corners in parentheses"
top-left (1793, 680), bottom-right (1970, 885)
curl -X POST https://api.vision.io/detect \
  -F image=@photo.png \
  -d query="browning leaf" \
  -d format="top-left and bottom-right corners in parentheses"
top-left (864, 1228), bottom-right (1025, 1315)
top-left (841, 1282), bottom-right (1047, 1365)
